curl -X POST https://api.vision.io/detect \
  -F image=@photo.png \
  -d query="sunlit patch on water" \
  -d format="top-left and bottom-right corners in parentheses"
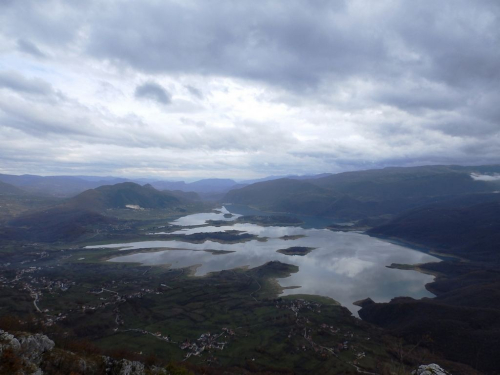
top-left (170, 206), bottom-right (242, 226)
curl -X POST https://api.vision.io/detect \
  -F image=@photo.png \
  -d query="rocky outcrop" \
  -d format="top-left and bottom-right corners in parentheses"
top-left (0, 330), bottom-right (169, 375)
top-left (412, 364), bottom-right (451, 375)
top-left (104, 358), bottom-right (146, 375)
top-left (352, 298), bottom-right (375, 308)
top-left (1, 329), bottom-right (55, 374)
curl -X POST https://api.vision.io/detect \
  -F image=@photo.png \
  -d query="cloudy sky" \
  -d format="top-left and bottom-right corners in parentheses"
top-left (0, 0), bottom-right (499, 180)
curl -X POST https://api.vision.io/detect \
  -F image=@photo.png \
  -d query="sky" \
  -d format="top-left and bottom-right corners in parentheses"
top-left (0, 0), bottom-right (499, 180)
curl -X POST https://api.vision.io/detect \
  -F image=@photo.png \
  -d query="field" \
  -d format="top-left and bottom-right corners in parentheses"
top-left (0, 205), bottom-right (470, 374)
top-left (0, 239), bottom-right (423, 374)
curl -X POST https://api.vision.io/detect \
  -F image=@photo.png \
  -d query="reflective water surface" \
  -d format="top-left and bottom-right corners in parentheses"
top-left (87, 207), bottom-right (439, 313)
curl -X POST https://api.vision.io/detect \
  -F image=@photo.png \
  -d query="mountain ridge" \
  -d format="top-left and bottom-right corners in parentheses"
top-left (224, 165), bottom-right (500, 220)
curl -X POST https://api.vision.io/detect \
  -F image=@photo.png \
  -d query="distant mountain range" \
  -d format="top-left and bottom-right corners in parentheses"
top-left (2, 164), bottom-right (500, 371)
top-left (66, 182), bottom-right (191, 211)
top-left (0, 180), bottom-right (25, 195)
top-left (0, 174), bottom-right (128, 197)
top-left (359, 191), bottom-right (500, 372)
top-left (2, 166), bottom-right (500, 218)
top-left (3, 206), bottom-right (117, 243)
top-left (224, 165), bottom-right (500, 220)
top-left (1, 182), bottom-right (200, 243)
top-left (0, 172), bottom-right (331, 198)
top-left (368, 192), bottom-right (500, 263)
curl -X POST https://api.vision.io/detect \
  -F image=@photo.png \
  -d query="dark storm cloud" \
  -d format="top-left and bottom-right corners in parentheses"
top-left (86, 0), bottom-right (382, 89)
top-left (0, 71), bottom-right (53, 96)
top-left (3, 1), bottom-right (499, 106)
top-left (392, 1), bottom-right (500, 89)
top-left (1, 0), bottom-right (500, 176)
top-left (81, 0), bottom-right (500, 144)
top-left (17, 39), bottom-right (46, 58)
top-left (134, 82), bottom-right (172, 105)
top-left (0, 0), bottom-right (90, 46)
top-left (0, 96), bottom-right (93, 138)
top-left (375, 83), bottom-right (465, 113)
top-left (186, 85), bottom-right (203, 99)
top-left (83, 1), bottom-right (496, 91)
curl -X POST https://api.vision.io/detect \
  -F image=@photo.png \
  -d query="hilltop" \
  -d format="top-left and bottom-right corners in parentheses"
top-left (66, 182), bottom-right (182, 211)
top-left (0, 182), bottom-right (204, 243)
top-left (368, 194), bottom-right (500, 263)
top-left (224, 165), bottom-right (500, 220)
top-left (1, 207), bottom-right (117, 243)
top-left (0, 174), bottom-right (129, 198)
top-left (224, 178), bottom-right (328, 209)
top-left (0, 172), bottom-right (335, 200)
top-left (0, 181), bottom-right (25, 196)
top-left (359, 193), bottom-right (500, 373)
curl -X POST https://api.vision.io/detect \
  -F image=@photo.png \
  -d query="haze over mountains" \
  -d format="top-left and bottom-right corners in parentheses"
top-left (2, 165), bottom-right (500, 216)
top-left (0, 172), bottom-right (331, 199)
top-left (2, 164), bottom-right (500, 373)
top-left (225, 165), bottom-right (500, 220)
top-left (2, 164), bottom-right (500, 246)
top-left (0, 181), bottom-right (203, 243)
top-left (0, 180), bottom-right (25, 195)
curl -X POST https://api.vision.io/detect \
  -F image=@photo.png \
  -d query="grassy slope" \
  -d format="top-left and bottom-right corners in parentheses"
top-left (368, 196), bottom-right (500, 263)
top-left (224, 165), bottom-right (500, 220)
top-left (360, 194), bottom-right (500, 373)
top-left (67, 182), bottom-right (181, 211)
top-left (0, 180), bottom-right (26, 195)
top-left (3, 245), bottom-right (478, 374)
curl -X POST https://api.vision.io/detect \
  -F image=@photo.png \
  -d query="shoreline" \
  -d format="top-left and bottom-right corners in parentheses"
top-left (75, 220), bottom-right (449, 320)
top-left (366, 233), bottom-right (465, 262)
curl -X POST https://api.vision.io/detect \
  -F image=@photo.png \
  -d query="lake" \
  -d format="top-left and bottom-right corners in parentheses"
top-left (87, 206), bottom-right (439, 314)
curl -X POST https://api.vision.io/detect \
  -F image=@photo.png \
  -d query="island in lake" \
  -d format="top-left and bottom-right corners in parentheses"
top-left (280, 234), bottom-right (306, 240)
top-left (153, 230), bottom-right (260, 244)
top-left (276, 246), bottom-right (316, 256)
top-left (207, 214), bottom-right (304, 227)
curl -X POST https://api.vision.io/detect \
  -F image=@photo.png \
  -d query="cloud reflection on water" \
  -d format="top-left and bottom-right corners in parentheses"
top-left (87, 209), bottom-right (439, 313)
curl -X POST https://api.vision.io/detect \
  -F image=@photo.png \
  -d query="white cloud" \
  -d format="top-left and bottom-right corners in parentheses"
top-left (471, 173), bottom-right (500, 182)
top-left (0, 0), bottom-right (499, 178)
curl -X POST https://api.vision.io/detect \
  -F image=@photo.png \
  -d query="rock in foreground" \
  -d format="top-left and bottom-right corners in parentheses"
top-left (412, 363), bottom-right (451, 375)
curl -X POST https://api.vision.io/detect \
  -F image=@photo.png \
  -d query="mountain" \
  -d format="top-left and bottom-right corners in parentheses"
top-left (165, 189), bottom-right (201, 201)
top-left (368, 193), bottom-right (500, 263)
top-left (185, 178), bottom-right (238, 192)
top-left (311, 165), bottom-right (498, 199)
top-left (66, 182), bottom-right (181, 211)
top-left (149, 178), bottom-right (245, 201)
top-left (148, 180), bottom-right (188, 191)
top-left (358, 192), bottom-right (500, 373)
top-left (143, 179), bottom-right (243, 198)
top-left (240, 173), bottom-right (332, 185)
top-left (0, 173), bottom-right (199, 198)
top-left (224, 165), bottom-right (500, 220)
top-left (0, 181), bottom-right (25, 195)
top-left (72, 175), bottom-right (130, 183)
top-left (0, 182), bottom-right (191, 242)
top-left (2, 206), bottom-right (116, 242)
top-left (288, 173), bottom-right (333, 180)
top-left (224, 178), bottom-right (329, 209)
top-left (0, 181), bottom-right (63, 223)
top-left (358, 294), bottom-right (500, 373)
top-left (0, 173), bottom-right (339, 201)
top-left (0, 174), bottom-right (129, 197)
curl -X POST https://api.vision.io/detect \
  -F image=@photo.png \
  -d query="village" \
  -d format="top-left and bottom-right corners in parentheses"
top-left (0, 250), bottom-right (375, 373)
top-left (0, 258), bottom-right (166, 329)
top-left (180, 327), bottom-right (236, 360)
top-left (273, 298), bottom-right (369, 366)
